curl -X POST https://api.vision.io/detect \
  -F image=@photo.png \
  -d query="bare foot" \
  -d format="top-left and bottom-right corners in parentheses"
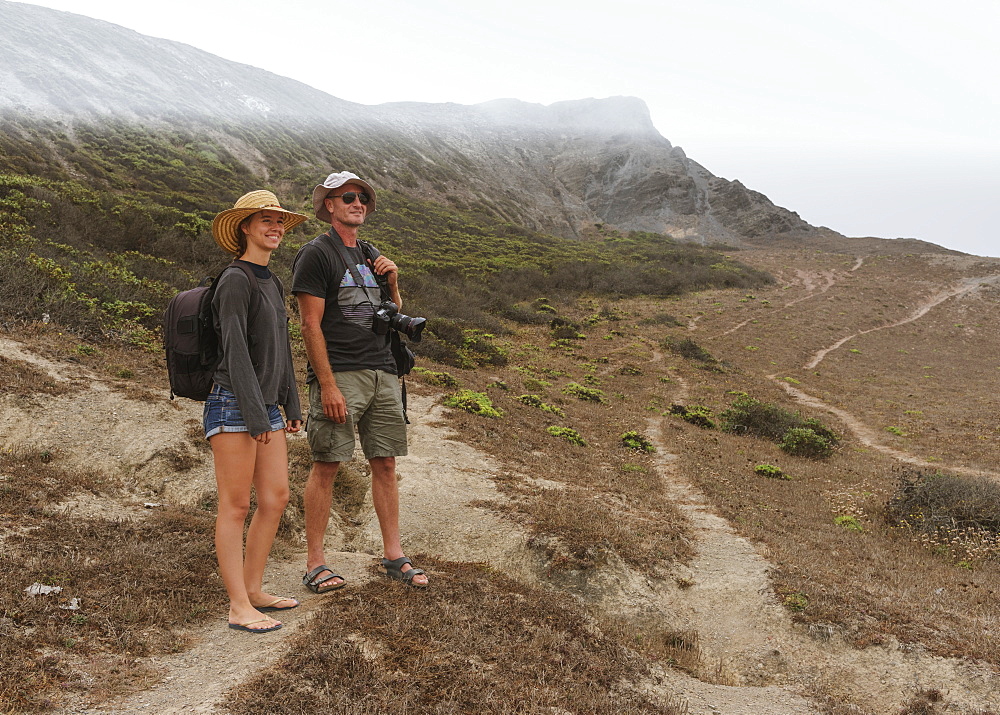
top-left (227, 609), bottom-right (280, 632)
top-left (249, 594), bottom-right (299, 611)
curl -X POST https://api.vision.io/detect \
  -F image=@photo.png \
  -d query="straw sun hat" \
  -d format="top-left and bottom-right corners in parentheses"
top-left (211, 190), bottom-right (308, 255)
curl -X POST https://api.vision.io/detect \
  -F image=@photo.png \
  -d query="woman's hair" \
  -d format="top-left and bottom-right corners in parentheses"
top-left (235, 214), bottom-right (255, 258)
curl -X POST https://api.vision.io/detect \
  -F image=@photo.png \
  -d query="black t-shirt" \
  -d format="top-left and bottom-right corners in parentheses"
top-left (291, 231), bottom-right (395, 380)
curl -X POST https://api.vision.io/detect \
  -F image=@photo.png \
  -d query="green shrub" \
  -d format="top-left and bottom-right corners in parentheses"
top-left (620, 431), bottom-right (655, 453)
top-left (550, 317), bottom-right (585, 340)
top-left (515, 394), bottom-right (565, 417)
top-left (661, 336), bottom-right (714, 362)
top-left (444, 390), bottom-right (502, 418)
top-left (522, 377), bottom-right (551, 392)
top-left (779, 428), bottom-right (833, 459)
top-left (834, 515), bottom-right (864, 532)
top-left (411, 367), bottom-right (460, 388)
top-left (754, 464), bottom-right (788, 479)
top-left (461, 329), bottom-right (508, 367)
top-left (721, 395), bottom-right (838, 458)
top-left (562, 382), bottom-right (605, 403)
top-left (668, 404), bottom-right (716, 429)
top-left (546, 426), bottom-right (586, 446)
top-left (782, 593), bottom-right (809, 612)
top-left (720, 395), bottom-right (802, 440)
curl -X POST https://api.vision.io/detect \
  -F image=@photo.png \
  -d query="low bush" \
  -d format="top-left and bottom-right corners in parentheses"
top-left (620, 431), bottom-right (655, 453)
top-left (668, 404), bottom-right (716, 430)
top-left (547, 426), bottom-right (587, 446)
top-left (720, 394), bottom-right (802, 440)
top-left (444, 390), bottom-right (502, 418)
top-left (661, 336), bottom-right (714, 363)
top-left (885, 469), bottom-right (1000, 534)
top-left (411, 367), bottom-right (459, 388)
top-left (515, 394), bottom-right (565, 417)
top-left (721, 394), bottom-right (838, 459)
top-left (754, 463), bottom-right (788, 479)
top-left (779, 427), bottom-right (834, 459)
top-left (562, 382), bottom-right (606, 403)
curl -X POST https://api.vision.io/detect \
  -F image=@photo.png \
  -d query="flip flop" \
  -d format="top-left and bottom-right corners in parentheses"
top-left (302, 565), bottom-right (346, 593)
top-left (228, 618), bottom-right (282, 634)
top-left (256, 597), bottom-right (299, 613)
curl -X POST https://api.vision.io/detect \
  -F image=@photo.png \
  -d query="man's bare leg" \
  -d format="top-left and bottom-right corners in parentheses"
top-left (303, 460), bottom-right (345, 589)
top-left (370, 456), bottom-right (428, 586)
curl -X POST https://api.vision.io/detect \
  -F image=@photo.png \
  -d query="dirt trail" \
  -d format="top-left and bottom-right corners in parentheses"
top-left (4, 336), bottom-right (999, 714)
top-left (639, 352), bottom-right (1000, 712)
top-left (804, 276), bottom-right (1000, 369)
top-left (708, 263), bottom-right (859, 340)
top-left (759, 273), bottom-right (1000, 478)
top-left (772, 377), bottom-right (999, 480)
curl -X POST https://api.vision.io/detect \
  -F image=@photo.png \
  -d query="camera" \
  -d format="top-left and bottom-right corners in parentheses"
top-left (373, 300), bottom-right (426, 342)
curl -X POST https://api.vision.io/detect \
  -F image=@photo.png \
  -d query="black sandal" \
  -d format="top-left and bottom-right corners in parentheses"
top-left (381, 557), bottom-right (428, 588)
top-left (302, 565), bottom-right (346, 593)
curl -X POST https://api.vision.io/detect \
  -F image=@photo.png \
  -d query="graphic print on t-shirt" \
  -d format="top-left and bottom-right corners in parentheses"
top-left (339, 263), bottom-right (381, 328)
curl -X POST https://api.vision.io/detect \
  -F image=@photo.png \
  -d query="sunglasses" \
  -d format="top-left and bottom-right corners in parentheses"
top-left (329, 192), bottom-right (371, 205)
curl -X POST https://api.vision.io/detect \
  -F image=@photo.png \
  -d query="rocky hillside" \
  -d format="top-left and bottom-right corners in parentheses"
top-left (0, 0), bottom-right (816, 245)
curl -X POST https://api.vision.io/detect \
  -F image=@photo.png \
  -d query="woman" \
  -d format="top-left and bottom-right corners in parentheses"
top-left (206, 190), bottom-right (307, 633)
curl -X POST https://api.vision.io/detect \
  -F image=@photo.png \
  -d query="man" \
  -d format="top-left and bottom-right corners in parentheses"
top-left (292, 171), bottom-right (428, 590)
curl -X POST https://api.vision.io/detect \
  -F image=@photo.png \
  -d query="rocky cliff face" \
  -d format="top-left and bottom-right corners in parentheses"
top-left (0, 0), bottom-right (811, 245)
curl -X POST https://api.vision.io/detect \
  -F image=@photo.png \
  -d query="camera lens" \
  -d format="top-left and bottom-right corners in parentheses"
top-left (390, 313), bottom-right (426, 342)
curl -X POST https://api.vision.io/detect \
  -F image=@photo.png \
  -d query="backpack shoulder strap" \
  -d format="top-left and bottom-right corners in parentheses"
top-left (222, 261), bottom-right (265, 323)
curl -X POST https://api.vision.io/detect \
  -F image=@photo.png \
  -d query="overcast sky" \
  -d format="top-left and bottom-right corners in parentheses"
top-left (17, 0), bottom-right (1000, 256)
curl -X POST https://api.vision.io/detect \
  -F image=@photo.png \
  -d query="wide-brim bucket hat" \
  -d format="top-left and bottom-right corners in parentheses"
top-left (312, 171), bottom-right (377, 222)
top-left (211, 190), bottom-right (308, 255)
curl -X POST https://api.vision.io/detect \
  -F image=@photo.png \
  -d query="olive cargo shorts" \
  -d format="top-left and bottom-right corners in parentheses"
top-left (306, 370), bottom-right (408, 462)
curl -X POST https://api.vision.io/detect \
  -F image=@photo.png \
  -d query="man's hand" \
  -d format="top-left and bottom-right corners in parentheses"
top-left (370, 255), bottom-right (398, 287)
top-left (321, 382), bottom-right (349, 423)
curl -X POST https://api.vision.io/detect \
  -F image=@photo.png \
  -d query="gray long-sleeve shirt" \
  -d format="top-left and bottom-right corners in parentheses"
top-left (211, 263), bottom-right (301, 436)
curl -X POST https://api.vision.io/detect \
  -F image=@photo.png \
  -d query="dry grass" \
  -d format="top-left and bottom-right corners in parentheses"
top-left (5, 247), bottom-right (1000, 711)
top-left (0, 448), bottom-right (223, 711)
top-left (0, 354), bottom-right (81, 398)
top-left (652, 250), bottom-right (1000, 669)
top-left (3, 323), bottom-right (166, 402)
top-left (512, 486), bottom-right (692, 573)
top-left (223, 558), bottom-right (683, 715)
top-left (408, 307), bottom-right (697, 574)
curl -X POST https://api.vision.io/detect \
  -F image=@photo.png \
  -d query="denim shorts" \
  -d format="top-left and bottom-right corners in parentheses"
top-left (203, 385), bottom-right (285, 439)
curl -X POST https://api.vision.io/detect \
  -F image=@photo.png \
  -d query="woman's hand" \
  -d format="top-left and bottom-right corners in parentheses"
top-left (285, 420), bottom-right (303, 433)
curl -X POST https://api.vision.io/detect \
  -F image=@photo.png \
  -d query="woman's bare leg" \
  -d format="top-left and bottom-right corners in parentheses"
top-left (210, 431), bottom-right (279, 628)
top-left (244, 431), bottom-right (292, 606)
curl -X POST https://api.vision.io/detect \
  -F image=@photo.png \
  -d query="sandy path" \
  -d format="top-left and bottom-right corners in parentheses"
top-left (804, 276), bottom-right (1000, 369)
top-left (4, 335), bottom-right (998, 714)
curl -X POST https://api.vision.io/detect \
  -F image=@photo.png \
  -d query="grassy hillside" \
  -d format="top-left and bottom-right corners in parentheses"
top-left (0, 118), bottom-right (771, 362)
top-left (5, 118), bottom-right (1000, 714)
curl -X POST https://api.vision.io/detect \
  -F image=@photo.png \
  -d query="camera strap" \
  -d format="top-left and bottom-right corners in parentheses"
top-left (334, 235), bottom-right (412, 423)
top-left (326, 232), bottom-right (373, 297)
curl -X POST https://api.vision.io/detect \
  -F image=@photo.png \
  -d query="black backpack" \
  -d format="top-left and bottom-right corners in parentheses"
top-left (163, 262), bottom-right (264, 400)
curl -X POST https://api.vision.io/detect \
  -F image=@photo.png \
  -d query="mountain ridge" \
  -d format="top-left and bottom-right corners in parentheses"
top-left (0, 0), bottom-right (843, 247)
